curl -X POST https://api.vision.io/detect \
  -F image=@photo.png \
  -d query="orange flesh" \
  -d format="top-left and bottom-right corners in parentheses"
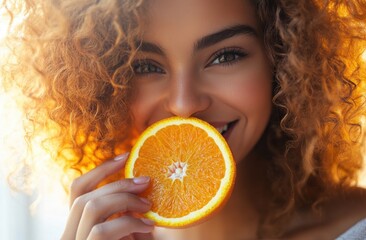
top-left (133, 124), bottom-right (226, 218)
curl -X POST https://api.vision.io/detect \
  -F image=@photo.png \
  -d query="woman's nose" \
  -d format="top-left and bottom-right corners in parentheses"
top-left (165, 73), bottom-right (211, 118)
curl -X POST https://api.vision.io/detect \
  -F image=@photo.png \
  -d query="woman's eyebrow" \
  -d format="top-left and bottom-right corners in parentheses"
top-left (135, 24), bottom-right (257, 56)
top-left (136, 41), bottom-right (165, 55)
top-left (194, 24), bottom-right (257, 51)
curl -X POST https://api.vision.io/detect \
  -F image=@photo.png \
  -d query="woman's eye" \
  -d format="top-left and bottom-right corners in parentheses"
top-left (209, 49), bottom-right (247, 66)
top-left (133, 61), bottom-right (164, 74)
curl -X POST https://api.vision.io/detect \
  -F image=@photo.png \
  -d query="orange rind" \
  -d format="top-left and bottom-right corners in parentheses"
top-left (125, 117), bottom-right (236, 228)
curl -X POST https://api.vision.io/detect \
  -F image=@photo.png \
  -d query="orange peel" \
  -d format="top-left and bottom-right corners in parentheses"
top-left (125, 116), bottom-right (236, 228)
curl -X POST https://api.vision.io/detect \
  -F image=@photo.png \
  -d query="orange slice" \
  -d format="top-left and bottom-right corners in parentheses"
top-left (125, 116), bottom-right (236, 228)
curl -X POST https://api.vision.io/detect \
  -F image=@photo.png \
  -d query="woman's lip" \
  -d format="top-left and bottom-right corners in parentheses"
top-left (209, 121), bottom-right (236, 128)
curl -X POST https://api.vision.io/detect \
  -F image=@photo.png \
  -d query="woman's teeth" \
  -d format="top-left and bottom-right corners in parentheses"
top-left (216, 124), bottom-right (229, 135)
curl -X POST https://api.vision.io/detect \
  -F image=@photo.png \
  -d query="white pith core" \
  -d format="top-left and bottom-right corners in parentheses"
top-left (167, 161), bottom-right (188, 181)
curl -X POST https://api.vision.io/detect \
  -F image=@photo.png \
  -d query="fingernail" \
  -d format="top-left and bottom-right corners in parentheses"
top-left (114, 152), bottom-right (129, 161)
top-left (133, 176), bottom-right (150, 184)
top-left (139, 197), bottom-right (151, 205)
top-left (141, 218), bottom-right (155, 226)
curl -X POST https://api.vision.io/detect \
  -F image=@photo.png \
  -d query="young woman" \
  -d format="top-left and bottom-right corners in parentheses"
top-left (2, 0), bottom-right (366, 239)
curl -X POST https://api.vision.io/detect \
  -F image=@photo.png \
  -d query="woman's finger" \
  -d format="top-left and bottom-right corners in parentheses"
top-left (69, 152), bottom-right (130, 205)
top-left (62, 176), bottom-right (150, 240)
top-left (76, 193), bottom-right (152, 240)
top-left (86, 216), bottom-right (154, 240)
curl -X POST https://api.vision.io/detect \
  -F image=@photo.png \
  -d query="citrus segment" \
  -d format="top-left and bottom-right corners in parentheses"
top-left (125, 117), bottom-right (236, 228)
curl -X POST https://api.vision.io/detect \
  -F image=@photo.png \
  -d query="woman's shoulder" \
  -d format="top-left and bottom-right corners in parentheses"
top-left (330, 187), bottom-right (366, 238)
top-left (336, 217), bottom-right (366, 240)
top-left (285, 187), bottom-right (366, 239)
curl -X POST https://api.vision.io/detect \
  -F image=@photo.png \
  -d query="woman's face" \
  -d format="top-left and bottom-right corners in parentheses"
top-left (130, 0), bottom-right (273, 163)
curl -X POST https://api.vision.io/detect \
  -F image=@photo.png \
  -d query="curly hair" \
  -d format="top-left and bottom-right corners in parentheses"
top-left (1, 0), bottom-right (146, 184)
top-left (1, 0), bottom-right (365, 237)
top-left (255, 0), bottom-right (366, 236)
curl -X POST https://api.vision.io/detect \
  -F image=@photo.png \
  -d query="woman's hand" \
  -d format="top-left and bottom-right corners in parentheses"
top-left (61, 153), bottom-right (155, 240)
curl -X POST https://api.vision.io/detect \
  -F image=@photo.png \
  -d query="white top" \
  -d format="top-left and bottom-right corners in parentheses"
top-left (336, 218), bottom-right (366, 240)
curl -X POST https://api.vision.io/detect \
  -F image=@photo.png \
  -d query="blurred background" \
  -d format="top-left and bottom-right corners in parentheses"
top-left (1, 6), bottom-right (366, 240)
top-left (0, 8), bottom-right (74, 239)
top-left (0, 88), bottom-right (69, 239)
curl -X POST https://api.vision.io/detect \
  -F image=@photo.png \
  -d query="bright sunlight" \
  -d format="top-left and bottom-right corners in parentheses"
top-left (0, 7), bottom-right (68, 240)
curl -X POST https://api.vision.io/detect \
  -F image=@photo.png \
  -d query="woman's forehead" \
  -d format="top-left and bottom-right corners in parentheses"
top-left (141, 0), bottom-right (259, 43)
